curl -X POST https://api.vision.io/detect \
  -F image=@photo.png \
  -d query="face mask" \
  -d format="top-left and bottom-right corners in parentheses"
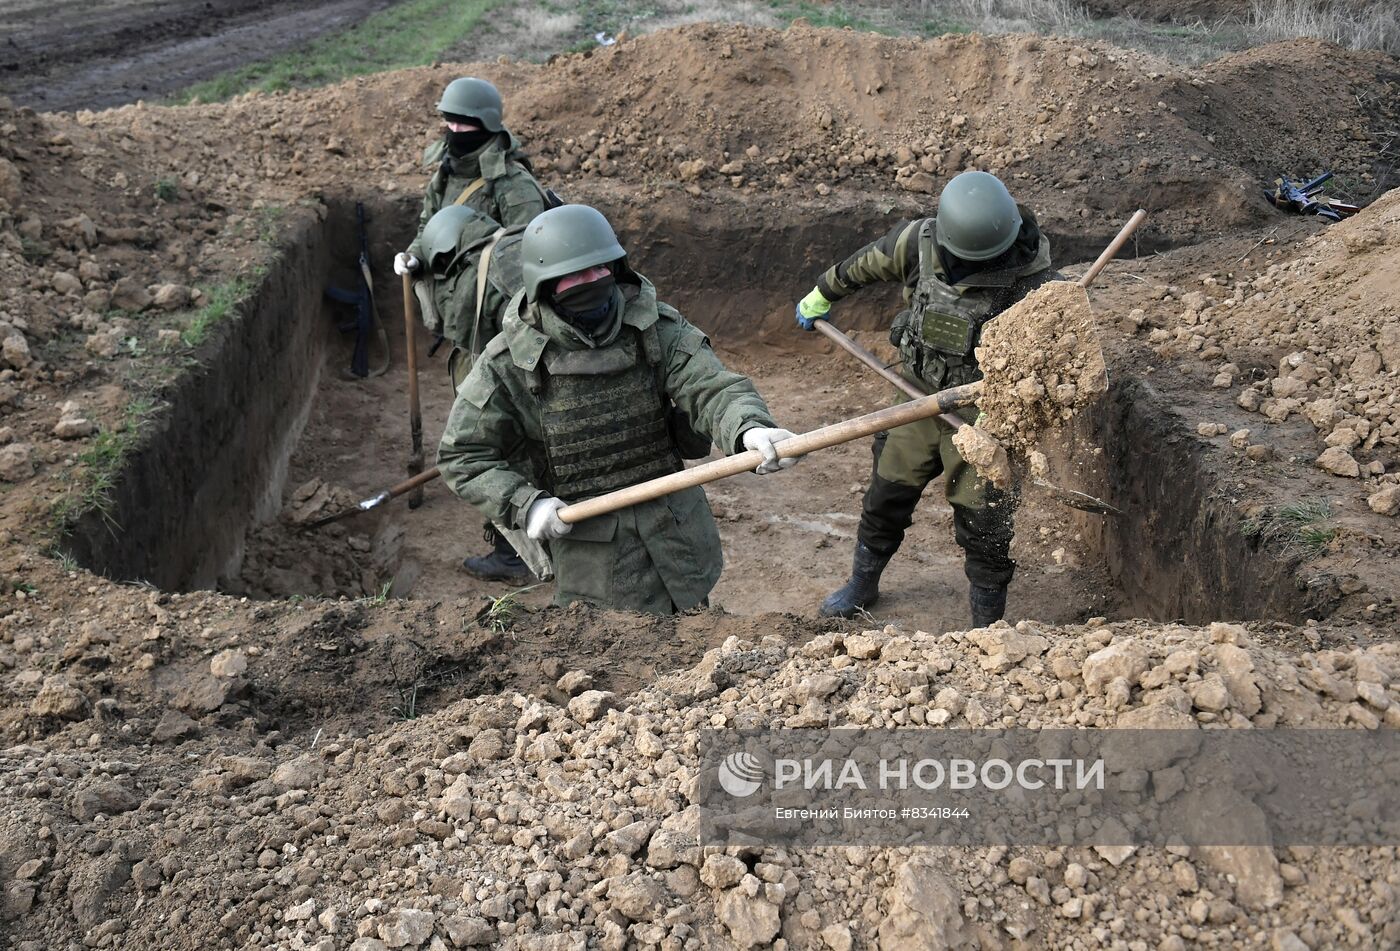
top-left (552, 275), bottom-right (617, 331)
top-left (446, 128), bottom-right (494, 158)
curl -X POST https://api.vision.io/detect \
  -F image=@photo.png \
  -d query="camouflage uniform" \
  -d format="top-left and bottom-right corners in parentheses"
top-left (438, 275), bottom-right (777, 614)
top-left (815, 206), bottom-right (1058, 588)
top-left (420, 212), bottom-right (526, 388)
top-left (406, 132), bottom-right (547, 262)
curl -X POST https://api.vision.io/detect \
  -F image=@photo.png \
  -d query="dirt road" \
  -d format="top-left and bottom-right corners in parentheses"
top-left (0, 0), bottom-right (394, 111)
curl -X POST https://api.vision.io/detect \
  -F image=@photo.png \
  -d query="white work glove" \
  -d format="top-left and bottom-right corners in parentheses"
top-left (525, 496), bottom-right (571, 541)
top-left (742, 427), bottom-right (801, 475)
top-left (393, 252), bottom-right (420, 276)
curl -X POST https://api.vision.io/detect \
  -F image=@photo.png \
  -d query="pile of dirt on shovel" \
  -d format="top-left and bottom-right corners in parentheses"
top-left (2, 613), bottom-right (1397, 949)
top-left (973, 280), bottom-right (1111, 458)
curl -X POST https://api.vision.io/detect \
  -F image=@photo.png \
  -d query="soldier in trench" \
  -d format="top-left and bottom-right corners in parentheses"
top-left (415, 203), bottom-right (545, 584)
top-left (416, 204), bottom-right (525, 387)
top-left (394, 76), bottom-right (550, 274)
top-left (395, 76), bottom-right (553, 583)
top-left (438, 204), bottom-right (802, 614)
top-left (794, 171), bottom-right (1062, 627)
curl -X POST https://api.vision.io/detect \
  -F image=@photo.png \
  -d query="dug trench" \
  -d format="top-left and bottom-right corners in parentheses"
top-left (50, 189), bottom-right (1329, 732)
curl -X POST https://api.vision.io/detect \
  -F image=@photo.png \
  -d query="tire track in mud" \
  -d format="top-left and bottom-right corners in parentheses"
top-left (0, 0), bottom-right (395, 111)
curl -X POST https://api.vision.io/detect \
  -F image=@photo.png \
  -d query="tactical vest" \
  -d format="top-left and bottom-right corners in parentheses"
top-left (535, 330), bottom-right (683, 502)
top-left (891, 220), bottom-right (1034, 391)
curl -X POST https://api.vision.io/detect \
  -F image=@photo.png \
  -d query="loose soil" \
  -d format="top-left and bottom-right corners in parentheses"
top-left (1, 21), bottom-right (1399, 951)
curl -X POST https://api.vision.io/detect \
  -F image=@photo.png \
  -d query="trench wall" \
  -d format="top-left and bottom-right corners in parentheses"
top-left (1072, 376), bottom-right (1327, 623)
top-left (59, 205), bottom-right (335, 589)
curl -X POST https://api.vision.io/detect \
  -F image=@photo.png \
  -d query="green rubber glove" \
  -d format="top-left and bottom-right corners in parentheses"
top-left (795, 287), bottom-right (832, 331)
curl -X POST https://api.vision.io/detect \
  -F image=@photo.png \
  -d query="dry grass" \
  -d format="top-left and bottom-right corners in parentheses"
top-left (645, 0), bottom-right (781, 32)
top-left (1245, 0), bottom-right (1400, 55)
top-left (934, 0), bottom-right (1093, 34)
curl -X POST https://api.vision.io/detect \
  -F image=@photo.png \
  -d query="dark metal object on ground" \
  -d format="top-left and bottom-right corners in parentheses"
top-left (1266, 172), bottom-right (1359, 222)
top-left (325, 202), bottom-right (390, 378)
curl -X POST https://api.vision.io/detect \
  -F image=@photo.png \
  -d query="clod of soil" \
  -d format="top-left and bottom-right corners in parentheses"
top-left (975, 280), bottom-right (1110, 457)
top-left (952, 423), bottom-right (1014, 489)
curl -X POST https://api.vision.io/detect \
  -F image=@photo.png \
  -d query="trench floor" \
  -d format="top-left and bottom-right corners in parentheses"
top-left (238, 320), bottom-right (1128, 634)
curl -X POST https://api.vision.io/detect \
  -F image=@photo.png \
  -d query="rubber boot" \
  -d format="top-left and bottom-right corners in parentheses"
top-left (969, 583), bottom-right (1007, 627)
top-left (820, 542), bottom-right (892, 618)
top-left (463, 527), bottom-right (532, 585)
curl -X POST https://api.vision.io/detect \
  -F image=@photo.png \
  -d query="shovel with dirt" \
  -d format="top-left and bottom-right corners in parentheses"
top-left (812, 209), bottom-right (1146, 514)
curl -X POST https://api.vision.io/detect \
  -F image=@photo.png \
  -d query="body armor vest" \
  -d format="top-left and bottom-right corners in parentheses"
top-left (892, 220), bottom-right (1027, 391)
top-left (537, 331), bottom-right (682, 502)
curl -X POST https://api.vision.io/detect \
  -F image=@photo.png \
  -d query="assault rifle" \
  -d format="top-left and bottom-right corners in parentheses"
top-left (325, 202), bottom-right (390, 378)
top-left (1265, 172), bottom-right (1359, 223)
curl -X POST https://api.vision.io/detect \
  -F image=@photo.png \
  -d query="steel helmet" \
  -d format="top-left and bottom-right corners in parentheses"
top-left (436, 77), bottom-right (504, 132)
top-left (422, 206), bottom-right (496, 272)
top-left (934, 171), bottom-right (1023, 262)
top-left (520, 205), bottom-right (627, 305)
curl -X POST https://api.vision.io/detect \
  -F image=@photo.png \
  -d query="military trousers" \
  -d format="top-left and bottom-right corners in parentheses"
top-left (856, 409), bottom-right (1018, 588)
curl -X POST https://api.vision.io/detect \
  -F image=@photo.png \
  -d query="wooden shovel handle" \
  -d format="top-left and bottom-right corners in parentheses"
top-left (1079, 209), bottom-right (1147, 288)
top-left (403, 273), bottom-right (425, 506)
top-left (557, 382), bottom-right (982, 524)
top-left (813, 321), bottom-right (967, 425)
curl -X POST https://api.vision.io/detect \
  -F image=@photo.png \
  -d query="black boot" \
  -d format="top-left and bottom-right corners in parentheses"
top-left (820, 542), bottom-right (893, 618)
top-left (463, 526), bottom-right (532, 585)
top-left (969, 583), bottom-right (1007, 627)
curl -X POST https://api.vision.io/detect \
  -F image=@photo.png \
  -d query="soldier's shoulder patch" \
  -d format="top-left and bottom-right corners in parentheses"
top-left (459, 352), bottom-right (508, 408)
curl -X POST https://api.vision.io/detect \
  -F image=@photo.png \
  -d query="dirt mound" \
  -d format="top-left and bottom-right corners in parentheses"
top-left (1127, 186), bottom-right (1399, 506)
top-left (285, 25), bottom-right (1395, 238)
top-left (3, 613), bottom-right (1397, 947)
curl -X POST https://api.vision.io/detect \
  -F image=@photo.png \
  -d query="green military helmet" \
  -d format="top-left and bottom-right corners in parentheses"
top-left (934, 171), bottom-right (1023, 262)
top-left (422, 205), bottom-right (496, 272)
top-left (520, 205), bottom-right (627, 304)
top-left (436, 77), bottom-right (504, 132)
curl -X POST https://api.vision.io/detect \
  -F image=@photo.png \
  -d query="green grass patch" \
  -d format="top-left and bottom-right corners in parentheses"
top-left (19, 236), bottom-right (50, 264)
top-left (174, 0), bottom-right (503, 103)
top-left (182, 278), bottom-right (254, 348)
top-left (476, 583), bottom-right (541, 634)
top-left (49, 396), bottom-right (161, 535)
top-left (1242, 498), bottom-right (1338, 558)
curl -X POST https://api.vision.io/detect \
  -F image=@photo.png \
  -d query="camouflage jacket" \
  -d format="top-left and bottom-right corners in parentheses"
top-left (438, 277), bottom-right (777, 613)
top-left (429, 220), bottom-right (525, 358)
top-left (816, 206), bottom-right (1057, 390)
top-left (406, 130), bottom-right (547, 261)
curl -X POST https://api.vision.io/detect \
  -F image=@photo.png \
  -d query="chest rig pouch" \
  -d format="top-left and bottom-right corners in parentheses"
top-left (891, 221), bottom-right (1019, 389)
top-left (534, 330), bottom-right (684, 502)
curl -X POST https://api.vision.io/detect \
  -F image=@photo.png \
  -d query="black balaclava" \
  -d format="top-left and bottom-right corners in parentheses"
top-left (442, 114), bottom-right (496, 158)
top-left (551, 271), bottom-right (617, 333)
